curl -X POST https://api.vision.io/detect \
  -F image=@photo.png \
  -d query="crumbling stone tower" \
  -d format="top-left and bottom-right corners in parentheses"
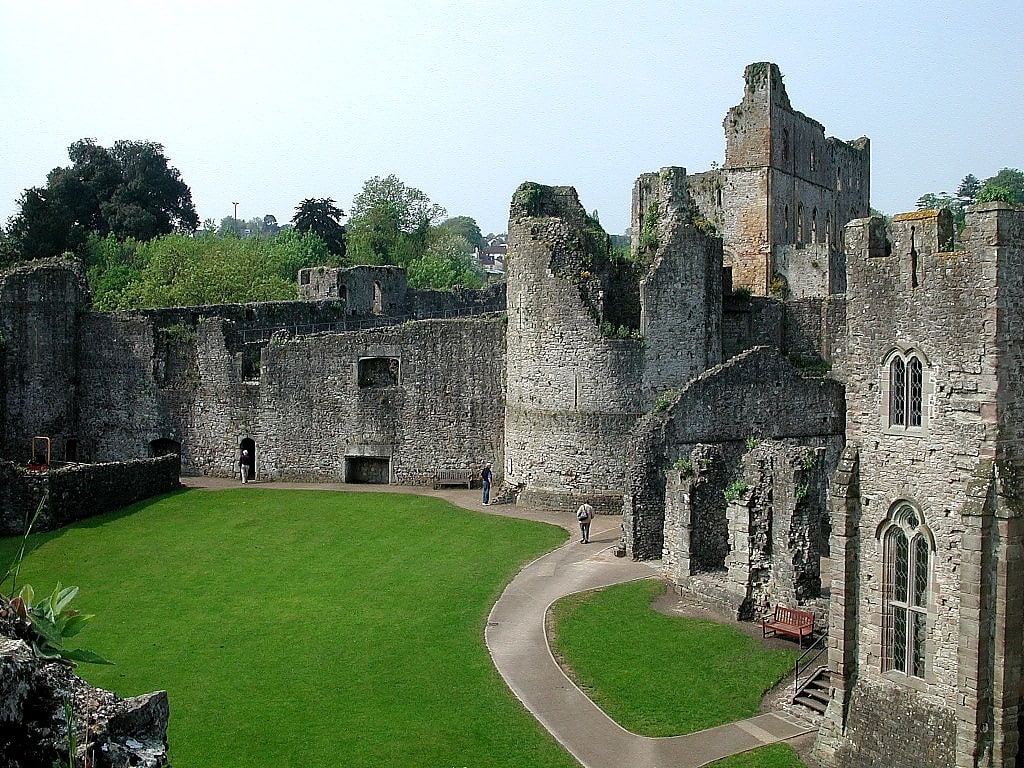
top-left (675, 62), bottom-right (870, 298)
top-left (504, 181), bottom-right (721, 512)
top-left (815, 202), bottom-right (1024, 768)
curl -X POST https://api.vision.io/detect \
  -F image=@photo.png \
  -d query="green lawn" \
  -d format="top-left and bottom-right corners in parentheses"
top-left (707, 743), bottom-right (806, 768)
top-left (550, 579), bottom-right (799, 736)
top-left (2, 489), bottom-right (807, 768)
top-left (0, 488), bottom-right (577, 768)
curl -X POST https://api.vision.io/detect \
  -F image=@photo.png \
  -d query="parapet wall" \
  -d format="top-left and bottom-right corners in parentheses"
top-left (0, 455), bottom-right (180, 536)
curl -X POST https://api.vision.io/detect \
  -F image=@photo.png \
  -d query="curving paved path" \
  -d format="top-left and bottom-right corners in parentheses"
top-left (182, 478), bottom-right (815, 766)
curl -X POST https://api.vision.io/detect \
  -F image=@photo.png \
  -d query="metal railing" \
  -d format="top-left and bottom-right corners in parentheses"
top-left (239, 302), bottom-right (503, 345)
top-left (794, 633), bottom-right (827, 693)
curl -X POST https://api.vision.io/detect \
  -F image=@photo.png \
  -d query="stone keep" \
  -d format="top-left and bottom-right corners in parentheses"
top-left (814, 203), bottom-right (1024, 768)
top-left (503, 179), bottom-right (721, 513)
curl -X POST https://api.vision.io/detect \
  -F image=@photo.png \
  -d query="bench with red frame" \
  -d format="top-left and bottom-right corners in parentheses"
top-left (762, 605), bottom-right (815, 648)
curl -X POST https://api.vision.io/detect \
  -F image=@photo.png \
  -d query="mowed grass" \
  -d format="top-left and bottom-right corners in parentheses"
top-left (707, 743), bottom-right (806, 767)
top-left (550, 580), bottom-right (799, 737)
top-left (0, 488), bottom-right (578, 768)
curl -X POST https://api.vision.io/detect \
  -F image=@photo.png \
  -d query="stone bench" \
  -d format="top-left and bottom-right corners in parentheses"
top-left (433, 468), bottom-right (473, 490)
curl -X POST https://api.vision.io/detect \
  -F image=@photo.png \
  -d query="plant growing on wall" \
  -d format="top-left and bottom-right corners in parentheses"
top-left (673, 458), bottom-right (694, 476)
top-left (723, 480), bottom-right (749, 503)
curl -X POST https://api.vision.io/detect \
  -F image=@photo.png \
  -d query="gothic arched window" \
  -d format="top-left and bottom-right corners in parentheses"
top-left (886, 350), bottom-right (927, 431)
top-left (880, 503), bottom-right (932, 678)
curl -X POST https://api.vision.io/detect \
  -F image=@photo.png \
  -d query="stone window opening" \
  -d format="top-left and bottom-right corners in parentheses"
top-left (358, 356), bottom-right (400, 388)
top-left (825, 211), bottom-right (833, 249)
top-left (796, 203), bottom-right (804, 244)
top-left (784, 205), bottom-right (790, 242)
top-left (811, 208), bottom-right (818, 243)
top-left (372, 282), bottom-right (383, 315)
top-left (781, 128), bottom-right (790, 164)
top-left (809, 146), bottom-right (816, 172)
top-left (884, 350), bottom-right (929, 434)
top-left (879, 502), bottom-right (934, 679)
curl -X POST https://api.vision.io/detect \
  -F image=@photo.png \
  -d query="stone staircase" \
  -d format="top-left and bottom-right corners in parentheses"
top-left (793, 666), bottom-right (831, 715)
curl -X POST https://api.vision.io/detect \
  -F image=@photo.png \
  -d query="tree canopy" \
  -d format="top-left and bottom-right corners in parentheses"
top-left (292, 198), bottom-right (346, 256)
top-left (916, 168), bottom-right (1024, 233)
top-left (86, 229), bottom-right (337, 310)
top-left (5, 139), bottom-right (198, 261)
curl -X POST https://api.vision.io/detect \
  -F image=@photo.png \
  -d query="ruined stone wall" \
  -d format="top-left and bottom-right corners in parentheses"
top-left (707, 62), bottom-right (869, 298)
top-left (0, 456), bottom-right (179, 536)
top-left (0, 258), bottom-right (90, 463)
top-left (722, 295), bottom-right (783, 360)
top-left (256, 317), bottom-right (505, 483)
top-left (623, 346), bottom-right (844, 559)
top-left (635, 167), bottom-right (723, 403)
top-left (815, 204), bottom-right (1024, 768)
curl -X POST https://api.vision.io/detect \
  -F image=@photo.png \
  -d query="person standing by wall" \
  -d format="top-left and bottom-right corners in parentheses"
top-left (239, 449), bottom-right (253, 484)
top-left (576, 502), bottom-right (595, 543)
top-left (481, 462), bottom-right (493, 505)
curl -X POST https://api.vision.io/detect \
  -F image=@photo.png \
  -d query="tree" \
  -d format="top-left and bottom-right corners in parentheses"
top-left (5, 139), bottom-right (198, 260)
top-left (957, 174), bottom-right (982, 201)
top-left (346, 175), bottom-right (446, 266)
top-left (976, 168), bottom-right (1024, 205)
top-left (438, 216), bottom-right (484, 251)
top-left (292, 198), bottom-right (346, 257)
top-left (406, 229), bottom-right (485, 289)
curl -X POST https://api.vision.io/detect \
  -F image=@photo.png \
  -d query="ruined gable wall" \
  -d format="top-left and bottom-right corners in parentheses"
top-left (814, 207), bottom-right (1024, 768)
top-left (257, 317), bottom-right (505, 483)
top-left (623, 346), bottom-right (845, 559)
top-left (0, 258), bottom-right (89, 462)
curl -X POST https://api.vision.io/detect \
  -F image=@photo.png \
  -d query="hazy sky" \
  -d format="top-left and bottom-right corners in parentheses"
top-left (2, 1), bottom-right (1020, 237)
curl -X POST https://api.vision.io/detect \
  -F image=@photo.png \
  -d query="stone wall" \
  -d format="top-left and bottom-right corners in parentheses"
top-left (0, 258), bottom-right (90, 463)
top-left (623, 345), bottom-right (845, 560)
top-left (814, 204), bottom-right (1024, 768)
top-left (1, 597), bottom-right (170, 767)
top-left (0, 456), bottom-right (180, 536)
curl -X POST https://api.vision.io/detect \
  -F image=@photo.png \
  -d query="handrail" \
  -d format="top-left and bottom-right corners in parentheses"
top-left (794, 633), bottom-right (827, 694)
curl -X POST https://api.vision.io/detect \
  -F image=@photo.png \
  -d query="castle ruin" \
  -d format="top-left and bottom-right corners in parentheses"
top-left (1, 63), bottom-right (1021, 768)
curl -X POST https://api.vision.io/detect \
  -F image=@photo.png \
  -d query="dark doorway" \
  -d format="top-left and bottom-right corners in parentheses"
top-left (64, 438), bottom-right (79, 462)
top-left (240, 437), bottom-right (256, 482)
top-left (345, 456), bottom-right (390, 484)
top-left (149, 438), bottom-right (182, 475)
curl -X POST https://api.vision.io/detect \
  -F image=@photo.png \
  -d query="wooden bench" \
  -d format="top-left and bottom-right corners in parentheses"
top-left (433, 468), bottom-right (474, 490)
top-left (762, 606), bottom-right (815, 648)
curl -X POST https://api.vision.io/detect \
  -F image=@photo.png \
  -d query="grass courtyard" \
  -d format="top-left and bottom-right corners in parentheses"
top-left (1, 488), bottom-right (805, 767)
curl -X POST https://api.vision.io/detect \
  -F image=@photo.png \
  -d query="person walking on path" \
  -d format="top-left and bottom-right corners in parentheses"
top-left (576, 501), bottom-right (595, 543)
top-left (239, 449), bottom-right (253, 484)
top-left (481, 462), bottom-right (493, 505)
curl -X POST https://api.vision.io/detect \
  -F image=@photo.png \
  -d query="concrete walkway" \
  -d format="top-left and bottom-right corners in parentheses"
top-left (181, 478), bottom-right (815, 766)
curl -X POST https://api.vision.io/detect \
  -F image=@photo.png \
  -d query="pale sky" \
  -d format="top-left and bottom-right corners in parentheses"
top-left (2, 0), bottom-right (1021, 237)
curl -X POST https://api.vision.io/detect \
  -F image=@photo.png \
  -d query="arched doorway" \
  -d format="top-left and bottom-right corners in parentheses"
top-left (240, 437), bottom-right (256, 482)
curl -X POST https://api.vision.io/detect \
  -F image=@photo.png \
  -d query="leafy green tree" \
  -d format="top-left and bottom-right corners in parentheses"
top-left (957, 174), bottom-right (982, 201)
top-left (438, 216), bottom-right (484, 251)
top-left (406, 229), bottom-right (485, 289)
top-left (346, 175), bottom-right (446, 266)
top-left (976, 168), bottom-right (1024, 205)
top-left (292, 198), bottom-right (346, 257)
top-left (5, 139), bottom-right (198, 261)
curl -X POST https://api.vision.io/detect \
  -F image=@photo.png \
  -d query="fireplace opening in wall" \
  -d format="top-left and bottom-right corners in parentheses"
top-left (345, 456), bottom-right (390, 484)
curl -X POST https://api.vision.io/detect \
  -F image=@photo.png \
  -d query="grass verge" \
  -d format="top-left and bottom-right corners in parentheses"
top-left (549, 579), bottom-right (798, 736)
top-left (706, 742), bottom-right (806, 767)
top-left (0, 488), bottom-right (576, 768)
